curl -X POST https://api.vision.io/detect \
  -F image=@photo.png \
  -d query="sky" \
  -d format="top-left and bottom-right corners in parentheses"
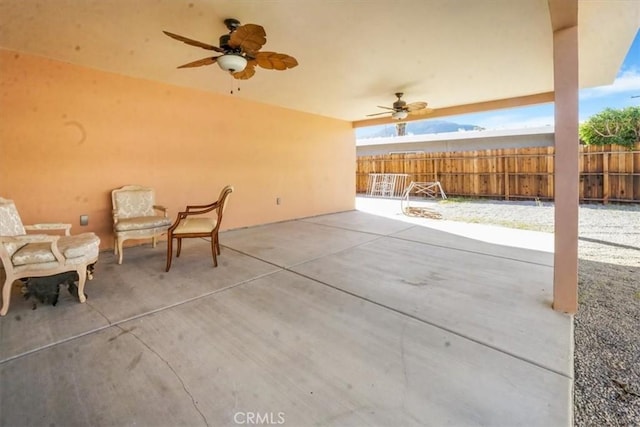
top-left (377, 29), bottom-right (640, 133)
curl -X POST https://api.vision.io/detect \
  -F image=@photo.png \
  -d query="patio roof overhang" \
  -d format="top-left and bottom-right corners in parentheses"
top-left (0, 0), bottom-right (637, 124)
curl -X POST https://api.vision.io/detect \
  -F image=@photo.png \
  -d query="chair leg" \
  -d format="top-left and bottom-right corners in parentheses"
top-left (76, 265), bottom-right (88, 303)
top-left (114, 237), bottom-right (118, 255)
top-left (117, 237), bottom-right (124, 265)
top-left (211, 237), bottom-right (218, 267)
top-left (152, 236), bottom-right (157, 248)
top-left (176, 238), bottom-right (182, 257)
top-left (166, 233), bottom-right (173, 272)
top-left (0, 276), bottom-right (13, 316)
top-left (215, 233), bottom-right (221, 255)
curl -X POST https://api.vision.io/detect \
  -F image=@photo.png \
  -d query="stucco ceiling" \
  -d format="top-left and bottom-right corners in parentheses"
top-left (1, 0), bottom-right (638, 122)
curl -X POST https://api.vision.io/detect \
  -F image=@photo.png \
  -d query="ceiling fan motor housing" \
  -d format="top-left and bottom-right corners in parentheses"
top-left (393, 93), bottom-right (406, 110)
top-left (220, 18), bottom-right (240, 51)
top-left (219, 34), bottom-right (232, 51)
top-left (393, 100), bottom-right (406, 110)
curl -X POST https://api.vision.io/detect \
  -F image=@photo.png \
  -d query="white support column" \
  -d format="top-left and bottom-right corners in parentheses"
top-left (552, 25), bottom-right (579, 314)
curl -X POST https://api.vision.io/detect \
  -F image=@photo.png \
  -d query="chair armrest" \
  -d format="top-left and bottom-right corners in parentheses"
top-left (25, 223), bottom-right (72, 236)
top-left (1, 234), bottom-right (59, 244)
top-left (153, 205), bottom-right (168, 217)
top-left (0, 234), bottom-right (65, 263)
top-left (184, 201), bottom-right (219, 215)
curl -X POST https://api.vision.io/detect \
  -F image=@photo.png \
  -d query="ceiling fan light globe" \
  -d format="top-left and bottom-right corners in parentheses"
top-left (217, 54), bottom-right (247, 73)
top-left (392, 110), bottom-right (408, 120)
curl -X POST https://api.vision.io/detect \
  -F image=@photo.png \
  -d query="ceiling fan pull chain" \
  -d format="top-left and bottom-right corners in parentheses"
top-left (229, 75), bottom-right (241, 95)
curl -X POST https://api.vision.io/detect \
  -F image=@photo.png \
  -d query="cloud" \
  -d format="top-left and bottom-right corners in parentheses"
top-left (580, 68), bottom-right (640, 99)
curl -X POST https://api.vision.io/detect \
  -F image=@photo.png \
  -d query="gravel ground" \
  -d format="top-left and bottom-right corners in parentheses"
top-left (428, 198), bottom-right (640, 426)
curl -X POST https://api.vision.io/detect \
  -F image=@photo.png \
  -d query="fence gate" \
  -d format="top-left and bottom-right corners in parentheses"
top-left (367, 173), bottom-right (409, 198)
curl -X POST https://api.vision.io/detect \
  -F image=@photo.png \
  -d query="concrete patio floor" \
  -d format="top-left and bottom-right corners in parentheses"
top-left (0, 202), bottom-right (573, 426)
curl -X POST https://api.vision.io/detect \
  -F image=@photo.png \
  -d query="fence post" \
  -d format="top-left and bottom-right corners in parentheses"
top-left (547, 146), bottom-right (555, 200)
top-left (433, 157), bottom-right (438, 181)
top-left (503, 156), bottom-right (509, 200)
top-left (473, 155), bottom-right (480, 196)
top-left (603, 151), bottom-right (609, 204)
top-left (514, 153), bottom-right (519, 198)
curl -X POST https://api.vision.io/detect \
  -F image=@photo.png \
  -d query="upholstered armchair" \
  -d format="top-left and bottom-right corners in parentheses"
top-left (0, 197), bottom-right (100, 316)
top-left (166, 185), bottom-right (233, 272)
top-left (111, 185), bottom-right (172, 264)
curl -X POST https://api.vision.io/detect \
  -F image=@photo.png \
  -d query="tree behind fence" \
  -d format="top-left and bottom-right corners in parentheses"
top-left (356, 143), bottom-right (640, 203)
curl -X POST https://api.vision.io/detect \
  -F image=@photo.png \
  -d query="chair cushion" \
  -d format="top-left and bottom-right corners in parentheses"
top-left (115, 216), bottom-right (172, 232)
top-left (11, 233), bottom-right (100, 266)
top-left (173, 217), bottom-right (217, 235)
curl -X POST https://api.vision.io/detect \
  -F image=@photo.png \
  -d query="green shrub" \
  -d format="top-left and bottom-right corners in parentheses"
top-left (579, 106), bottom-right (640, 148)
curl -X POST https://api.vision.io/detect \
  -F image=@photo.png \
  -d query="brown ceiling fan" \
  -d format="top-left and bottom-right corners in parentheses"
top-left (163, 18), bottom-right (298, 80)
top-left (367, 93), bottom-right (433, 120)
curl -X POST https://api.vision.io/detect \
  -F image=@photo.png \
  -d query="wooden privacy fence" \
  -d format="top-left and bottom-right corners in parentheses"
top-left (356, 143), bottom-right (640, 203)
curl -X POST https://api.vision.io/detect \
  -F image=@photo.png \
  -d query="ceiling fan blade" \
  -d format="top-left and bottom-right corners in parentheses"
top-left (406, 102), bottom-right (428, 112)
top-left (232, 61), bottom-right (257, 80)
top-left (229, 24), bottom-right (267, 54)
top-left (163, 31), bottom-right (224, 52)
top-left (376, 106), bottom-right (395, 110)
top-left (177, 56), bottom-right (219, 68)
top-left (366, 111), bottom-right (392, 117)
top-left (254, 52), bottom-right (298, 71)
top-left (409, 107), bottom-right (434, 116)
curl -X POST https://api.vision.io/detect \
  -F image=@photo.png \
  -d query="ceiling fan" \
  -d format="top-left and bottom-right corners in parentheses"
top-left (163, 18), bottom-right (298, 80)
top-left (367, 93), bottom-right (433, 120)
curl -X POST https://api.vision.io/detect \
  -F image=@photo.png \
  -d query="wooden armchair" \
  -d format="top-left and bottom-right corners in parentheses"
top-left (111, 185), bottom-right (172, 264)
top-left (0, 197), bottom-right (100, 316)
top-left (165, 185), bottom-right (233, 272)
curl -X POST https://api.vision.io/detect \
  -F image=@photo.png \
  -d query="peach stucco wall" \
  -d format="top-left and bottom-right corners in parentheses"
top-left (0, 49), bottom-right (355, 250)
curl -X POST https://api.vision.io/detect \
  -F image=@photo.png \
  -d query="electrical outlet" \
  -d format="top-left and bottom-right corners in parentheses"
top-left (276, 197), bottom-right (281, 205)
top-left (80, 215), bottom-right (89, 226)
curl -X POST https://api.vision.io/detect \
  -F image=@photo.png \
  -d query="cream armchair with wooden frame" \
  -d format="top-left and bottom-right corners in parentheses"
top-left (111, 185), bottom-right (172, 264)
top-left (0, 197), bottom-right (100, 316)
top-left (165, 185), bottom-right (233, 272)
